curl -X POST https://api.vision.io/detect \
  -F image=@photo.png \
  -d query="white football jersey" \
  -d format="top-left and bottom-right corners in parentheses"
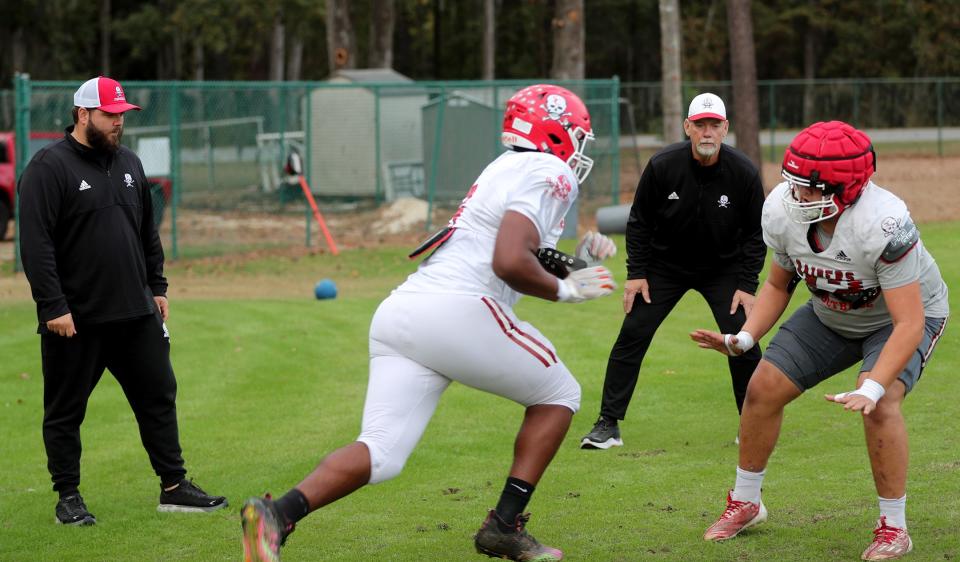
top-left (764, 181), bottom-right (949, 338)
top-left (397, 150), bottom-right (578, 308)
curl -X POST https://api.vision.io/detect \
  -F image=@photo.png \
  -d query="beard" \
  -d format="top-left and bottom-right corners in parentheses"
top-left (86, 121), bottom-right (123, 153)
top-left (695, 142), bottom-right (718, 158)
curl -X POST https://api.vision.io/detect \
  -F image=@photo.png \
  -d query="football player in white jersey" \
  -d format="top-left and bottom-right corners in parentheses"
top-left (239, 85), bottom-right (617, 562)
top-left (690, 121), bottom-right (948, 560)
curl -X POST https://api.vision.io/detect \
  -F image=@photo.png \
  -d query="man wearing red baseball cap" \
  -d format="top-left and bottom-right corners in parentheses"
top-left (73, 75), bottom-right (142, 113)
top-left (17, 76), bottom-right (227, 526)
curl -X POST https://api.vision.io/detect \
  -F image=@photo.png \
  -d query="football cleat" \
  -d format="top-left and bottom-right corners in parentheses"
top-left (241, 496), bottom-right (294, 562)
top-left (861, 516), bottom-right (913, 560)
top-left (703, 491), bottom-right (767, 541)
top-left (474, 509), bottom-right (562, 561)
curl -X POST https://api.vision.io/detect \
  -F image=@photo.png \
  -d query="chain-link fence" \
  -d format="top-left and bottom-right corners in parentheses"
top-left (8, 76), bottom-right (960, 265)
top-left (10, 76), bottom-right (621, 264)
top-left (621, 77), bottom-right (960, 161)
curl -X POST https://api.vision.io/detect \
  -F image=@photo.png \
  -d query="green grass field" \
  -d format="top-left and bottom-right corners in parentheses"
top-left (1, 226), bottom-right (959, 561)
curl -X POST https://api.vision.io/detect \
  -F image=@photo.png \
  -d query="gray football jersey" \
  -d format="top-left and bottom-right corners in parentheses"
top-left (764, 181), bottom-right (949, 339)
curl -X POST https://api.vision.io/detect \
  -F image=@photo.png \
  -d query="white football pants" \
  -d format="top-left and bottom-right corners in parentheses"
top-left (359, 291), bottom-right (580, 484)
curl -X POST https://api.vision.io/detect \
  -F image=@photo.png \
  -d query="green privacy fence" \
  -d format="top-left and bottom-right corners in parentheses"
top-left (11, 76), bottom-right (621, 265)
top-left (620, 77), bottom-right (960, 160)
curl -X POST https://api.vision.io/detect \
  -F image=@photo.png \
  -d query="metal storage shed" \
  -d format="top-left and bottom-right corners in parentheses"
top-left (308, 69), bottom-right (427, 198)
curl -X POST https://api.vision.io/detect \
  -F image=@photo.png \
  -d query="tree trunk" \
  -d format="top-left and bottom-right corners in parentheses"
top-left (12, 27), bottom-right (26, 72)
top-left (802, 3), bottom-right (817, 124)
top-left (659, 0), bottom-right (683, 144)
top-left (287, 38), bottom-right (303, 81)
top-left (193, 40), bottom-right (204, 81)
top-left (270, 8), bottom-right (285, 81)
top-left (482, 0), bottom-right (495, 79)
top-left (726, 0), bottom-right (761, 168)
top-left (99, 0), bottom-right (110, 75)
top-left (369, 0), bottom-right (395, 68)
top-left (326, 0), bottom-right (356, 73)
top-left (550, 0), bottom-right (584, 80)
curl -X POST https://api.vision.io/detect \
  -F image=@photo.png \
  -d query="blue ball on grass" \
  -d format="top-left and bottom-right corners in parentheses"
top-left (314, 278), bottom-right (338, 300)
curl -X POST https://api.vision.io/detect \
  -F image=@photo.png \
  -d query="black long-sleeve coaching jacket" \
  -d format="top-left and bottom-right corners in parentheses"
top-left (625, 141), bottom-right (766, 294)
top-left (17, 127), bottom-right (166, 329)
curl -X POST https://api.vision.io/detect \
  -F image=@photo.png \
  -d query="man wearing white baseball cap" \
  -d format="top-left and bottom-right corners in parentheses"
top-left (17, 76), bottom-right (227, 526)
top-left (582, 92), bottom-right (766, 451)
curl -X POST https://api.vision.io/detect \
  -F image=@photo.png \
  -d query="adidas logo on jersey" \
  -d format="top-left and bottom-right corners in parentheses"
top-left (834, 250), bottom-right (852, 263)
top-left (668, 192), bottom-right (679, 200)
top-left (79, 180), bottom-right (92, 191)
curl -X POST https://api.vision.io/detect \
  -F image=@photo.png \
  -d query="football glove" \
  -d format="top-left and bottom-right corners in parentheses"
top-left (575, 231), bottom-right (617, 264)
top-left (557, 266), bottom-right (617, 303)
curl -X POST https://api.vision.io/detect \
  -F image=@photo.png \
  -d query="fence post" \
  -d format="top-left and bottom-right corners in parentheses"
top-left (13, 73), bottom-right (31, 273)
top-left (305, 85), bottom-right (313, 247)
top-left (169, 82), bottom-right (181, 259)
top-left (610, 76), bottom-right (621, 205)
top-left (768, 82), bottom-right (776, 163)
top-left (375, 85), bottom-right (382, 205)
top-left (425, 86), bottom-right (447, 231)
top-left (936, 78), bottom-right (944, 157)
top-left (852, 81), bottom-right (861, 127)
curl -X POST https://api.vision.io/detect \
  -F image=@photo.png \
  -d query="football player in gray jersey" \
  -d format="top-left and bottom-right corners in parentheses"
top-left (690, 121), bottom-right (948, 560)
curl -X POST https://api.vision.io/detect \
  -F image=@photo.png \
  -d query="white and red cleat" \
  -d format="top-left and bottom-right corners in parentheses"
top-left (703, 491), bottom-right (767, 541)
top-left (861, 517), bottom-right (913, 560)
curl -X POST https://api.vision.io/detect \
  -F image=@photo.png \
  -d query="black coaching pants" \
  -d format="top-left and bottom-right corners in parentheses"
top-left (40, 313), bottom-right (186, 496)
top-left (599, 265), bottom-right (761, 421)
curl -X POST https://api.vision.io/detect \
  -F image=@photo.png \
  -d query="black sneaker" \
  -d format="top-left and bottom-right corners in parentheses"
top-left (241, 495), bottom-right (295, 562)
top-left (474, 509), bottom-right (562, 561)
top-left (56, 494), bottom-right (97, 526)
top-left (158, 478), bottom-right (228, 513)
top-left (580, 416), bottom-right (623, 449)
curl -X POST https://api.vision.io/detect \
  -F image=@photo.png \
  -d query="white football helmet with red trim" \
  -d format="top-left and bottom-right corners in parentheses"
top-left (781, 120), bottom-right (876, 224)
top-left (501, 84), bottom-right (595, 183)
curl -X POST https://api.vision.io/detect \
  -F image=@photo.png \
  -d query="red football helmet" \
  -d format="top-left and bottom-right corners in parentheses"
top-left (781, 120), bottom-right (876, 224)
top-left (501, 84), bottom-right (595, 183)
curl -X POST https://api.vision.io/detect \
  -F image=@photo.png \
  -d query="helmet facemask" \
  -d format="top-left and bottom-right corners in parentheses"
top-left (781, 170), bottom-right (843, 224)
top-left (566, 125), bottom-right (595, 183)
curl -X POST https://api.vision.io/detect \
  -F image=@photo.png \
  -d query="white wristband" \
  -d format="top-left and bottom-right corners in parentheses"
top-left (851, 378), bottom-right (886, 403)
top-left (723, 331), bottom-right (755, 354)
top-left (734, 330), bottom-right (755, 352)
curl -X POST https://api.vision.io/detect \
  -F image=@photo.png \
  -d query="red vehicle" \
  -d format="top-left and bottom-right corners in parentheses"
top-left (0, 131), bottom-right (172, 240)
top-left (0, 131), bottom-right (62, 240)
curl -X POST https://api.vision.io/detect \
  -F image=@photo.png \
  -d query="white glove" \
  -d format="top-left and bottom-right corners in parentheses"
top-left (557, 266), bottom-right (617, 303)
top-left (576, 231), bottom-right (617, 264)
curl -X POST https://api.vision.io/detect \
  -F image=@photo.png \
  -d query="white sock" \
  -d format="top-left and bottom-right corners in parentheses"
top-left (730, 466), bottom-right (765, 504)
top-left (878, 495), bottom-right (907, 529)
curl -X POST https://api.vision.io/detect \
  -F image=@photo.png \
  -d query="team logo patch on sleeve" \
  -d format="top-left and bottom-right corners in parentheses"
top-left (547, 175), bottom-right (572, 201)
top-left (881, 217), bottom-right (919, 263)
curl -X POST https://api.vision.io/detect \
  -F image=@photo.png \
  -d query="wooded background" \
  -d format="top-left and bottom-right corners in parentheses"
top-left (3, 0), bottom-right (959, 168)
top-left (3, 0), bottom-right (958, 85)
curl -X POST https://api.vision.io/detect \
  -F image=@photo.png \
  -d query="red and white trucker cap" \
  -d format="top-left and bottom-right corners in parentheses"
top-left (687, 92), bottom-right (726, 121)
top-left (73, 76), bottom-right (141, 113)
